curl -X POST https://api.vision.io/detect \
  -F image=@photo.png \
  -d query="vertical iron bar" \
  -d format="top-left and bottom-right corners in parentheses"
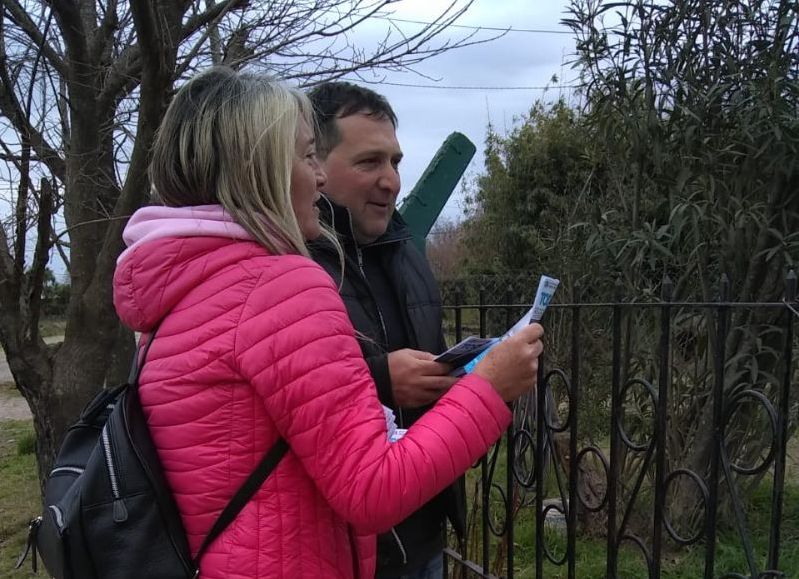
top-left (536, 356), bottom-right (546, 579)
top-left (704, 275), bottom-right (729, 578)
top-left (455, 285), bottom-right (463, 343)
top-left (479, 288), bottom-right (487, 338)
top-left (567, 284), bottom-right (581, 579)
top-left (768, 271), bottom-right (796, 570)
top-left (482, 452), bottom-right (489, 575)
top-left (449, 284), bottom-right (463, 577)
top-left (652, 275), bottom-right (673, 578)
top-left (507, 413), bottom-right (515, 579)
top-left (606, 280), bottom-right (623, 579)
top-left (449, 285), bottom-right (461, 576)
top-left (479, 287), bottom-right (489, 574)
top-left (505, 287), bottom-right (514, 332)
top-left (506, 284), bottom-right (516, 579)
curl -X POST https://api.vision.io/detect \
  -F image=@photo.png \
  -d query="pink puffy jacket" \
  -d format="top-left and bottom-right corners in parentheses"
top-left (113, 205), bottom-right (512, 579)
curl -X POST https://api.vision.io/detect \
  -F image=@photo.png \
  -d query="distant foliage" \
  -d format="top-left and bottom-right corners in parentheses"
top-left (565, 0), bottom-right (799, 302)
top-left (461, 100), bottom-right (602, 289)
top-left (41, 269), bottom-right (69, 317)
top-left (426, 219), bottom-right (468, 281)
top-left (457, 0), bottom-right (799, 537)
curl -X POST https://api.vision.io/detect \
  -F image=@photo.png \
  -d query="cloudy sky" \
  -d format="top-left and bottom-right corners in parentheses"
top-left (340, 0), bottom-right (579, 222)
top-left (9, 0), bottom-right (580, 281)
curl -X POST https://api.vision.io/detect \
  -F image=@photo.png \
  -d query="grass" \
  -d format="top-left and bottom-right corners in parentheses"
top-left (451, 447), bottom-right (799, 578)
top-left (0, 419), bottom-right (40, 579)
top-left (516, 482), bottom-right (799, 578)
top-left (1, 384), bottom-right (797, 578)
top-left (38, 318), bottom-right (66, 339)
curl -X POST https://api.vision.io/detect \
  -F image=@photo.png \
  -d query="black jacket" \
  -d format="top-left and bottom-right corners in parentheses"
top-left (311, 196), bottom-right (466, 576)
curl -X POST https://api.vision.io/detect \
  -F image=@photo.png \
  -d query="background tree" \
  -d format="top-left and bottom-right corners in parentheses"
top-left (565, 0), bottom-right (798, 531)
top-left (460, 98), bottom-right (601, 286)
top-left (460, 0), bottom-right (798, 536)
top-left (426, 218), bottom-right (468, 281)
top-left (0, 0), bottom-right (495, 487)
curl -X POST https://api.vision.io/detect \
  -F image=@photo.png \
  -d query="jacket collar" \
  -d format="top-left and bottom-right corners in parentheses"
top-left (317, 194), bottom-right (412, 248)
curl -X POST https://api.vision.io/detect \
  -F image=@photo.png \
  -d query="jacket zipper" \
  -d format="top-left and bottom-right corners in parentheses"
top-left (354, 243), bottom-right (407, 429)
top-left (101, 425), bottom-right (128, 522)
top-left (354, 245), bottom-right (389, 343)
top-left (355, 240), bottom-right (409, 554)
top-left (349, 216), bottom-right (407, 429)
top-left (323, 196), bottom-right (432, 560)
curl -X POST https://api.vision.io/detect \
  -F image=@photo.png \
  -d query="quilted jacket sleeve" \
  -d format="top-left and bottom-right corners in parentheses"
top-left (363, 353), bottom-right (394, 407)
top-left (234, 257), bottom-right (512, 534)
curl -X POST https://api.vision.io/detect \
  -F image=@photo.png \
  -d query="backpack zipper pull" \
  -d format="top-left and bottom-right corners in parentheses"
top-left (113, 497), bottom-right (129, 523)
top-left (101, 425), bottom-right (128, 522)
top-left (15, 517), bottom-right (41, 572)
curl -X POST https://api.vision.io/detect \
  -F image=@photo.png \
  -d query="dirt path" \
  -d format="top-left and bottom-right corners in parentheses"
top-left (0, 387), bottom-right (32, 420)
top-left (0, 336), bottom-right (62, 421)
top-left (0, 350), bottom-right (12, 384)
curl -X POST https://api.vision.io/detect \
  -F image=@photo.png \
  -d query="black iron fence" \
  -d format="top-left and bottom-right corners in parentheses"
top-left (439, 274), bottom-right (798, 579)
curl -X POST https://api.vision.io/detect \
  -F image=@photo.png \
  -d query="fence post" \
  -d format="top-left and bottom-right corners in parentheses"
top-left (479, 287), bottom-right (487, 338)
top-left (606, 279), bottom-right (624, 578)
top-left (507, 403), bottom-right (515, 579)
top-left (567, 282), bottom-right (581, 579)
top-left (505, 286), bottom-right (514, 331)
top-left (704, 274), bottom-right (729, 578)
top-left (505, 280), bottom-right (518, 578)
top-left (767, 270), bottom-right (796, 570)
top-left (652, 275), bottom-right (673, 578)
top-left (455, 284), bottom-right (463, 343)
top-left (478, 285), bottom-right (490, 574)
top-left (535, 354), bottom-right (546, 579)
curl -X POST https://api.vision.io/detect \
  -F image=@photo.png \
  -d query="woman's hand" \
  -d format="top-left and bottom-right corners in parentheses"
top-left (473, 324), bottom-right (544, 402)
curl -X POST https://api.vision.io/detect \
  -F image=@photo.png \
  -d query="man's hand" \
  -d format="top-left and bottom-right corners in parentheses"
top-left (388, 349), bottom-right (458, 408)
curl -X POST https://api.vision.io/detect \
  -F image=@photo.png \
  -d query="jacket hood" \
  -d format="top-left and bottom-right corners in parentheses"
top-left (113, 204), bottom-right (264, 332)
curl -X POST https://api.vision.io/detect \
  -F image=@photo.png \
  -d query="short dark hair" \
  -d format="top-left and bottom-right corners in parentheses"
top-left (307, 81), bottom-right (398, 157)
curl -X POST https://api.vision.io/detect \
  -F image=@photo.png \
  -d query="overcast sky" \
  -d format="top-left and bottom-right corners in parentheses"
top-left (341, 0), bottom-right (579, 222)
top-left (12, 0), bottom-right (580, 282)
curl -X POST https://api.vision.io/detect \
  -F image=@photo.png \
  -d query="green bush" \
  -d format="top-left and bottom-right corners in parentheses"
top-left (16, 430), bottom-right (36, 456)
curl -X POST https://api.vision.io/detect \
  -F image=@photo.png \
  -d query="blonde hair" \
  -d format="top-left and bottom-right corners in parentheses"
top-left (150, 67), bottom-right (318, 256)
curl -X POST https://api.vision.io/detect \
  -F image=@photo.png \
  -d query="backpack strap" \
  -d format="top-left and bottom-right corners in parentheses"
top-left (192, 438), bottom-right (289, 570)
top-left (133, 323), bottom-right (290, 573)
top-left (129, 327), bottom-right (160, 385)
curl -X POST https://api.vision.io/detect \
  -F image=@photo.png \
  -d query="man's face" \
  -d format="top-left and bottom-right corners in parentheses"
top-left (320, 113), bottom-right (403, 244)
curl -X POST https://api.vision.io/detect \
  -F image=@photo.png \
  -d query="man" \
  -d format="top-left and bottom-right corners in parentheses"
top-left (308, 82), bottom-right (462, 579)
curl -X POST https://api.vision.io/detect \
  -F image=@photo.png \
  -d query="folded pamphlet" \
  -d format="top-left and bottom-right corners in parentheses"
top-left (382, 405), bottom-right (407, 442)
top-left (436, 275), bottom-right (560, 376)
top-left (433, 336), bottom-right (499, 368)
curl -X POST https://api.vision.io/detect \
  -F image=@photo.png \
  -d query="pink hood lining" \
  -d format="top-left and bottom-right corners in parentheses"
top-left (119, 205), bottom-right (252, 263)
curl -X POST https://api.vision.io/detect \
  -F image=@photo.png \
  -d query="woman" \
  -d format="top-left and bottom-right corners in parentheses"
top-left (113, 67), bottom-right (544, 579)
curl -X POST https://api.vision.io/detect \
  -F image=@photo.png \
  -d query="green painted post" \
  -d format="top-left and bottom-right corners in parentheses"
top-left (398, 132), bottom-right (476, 253)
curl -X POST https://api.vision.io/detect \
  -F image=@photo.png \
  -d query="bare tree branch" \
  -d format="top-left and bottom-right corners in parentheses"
top-left (182, 0), bottom-right (246, 38)
top-left (0, 9), bottom-right (66, 181)
top-left (12, 140), bottom-right (28, 289)
top-left (26, 177), bottom-right (55, 340)
top-left (1, 0), bottom-right (67, 76)
top-left (0, 0), bottom-right (496, 485)
top-left (48, 0), bottom-right (88, 65)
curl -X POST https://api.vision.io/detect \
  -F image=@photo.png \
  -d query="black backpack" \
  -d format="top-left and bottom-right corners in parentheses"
top-left (17, 330), bottom-right (288, 579)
